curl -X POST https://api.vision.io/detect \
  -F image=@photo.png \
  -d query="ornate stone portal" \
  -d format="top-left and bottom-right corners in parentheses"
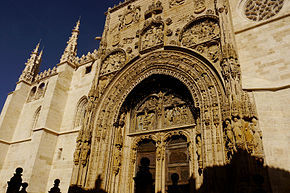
top-left (70, 1), bottom-right (269, 193)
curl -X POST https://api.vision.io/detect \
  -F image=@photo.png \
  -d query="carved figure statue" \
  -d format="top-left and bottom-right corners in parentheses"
top-left (165, 108), bottom-right (173, 126)
top-left (224, 119), bottom-right (236, 160)
top-left (180, 106), bottom-right (189, 124)
top-left (6, 167), bottom-right (23, 193)
top-left (196, 135), bottom-right (203, 175)
top-left (232, 117), bottom-right (245, 149)
top-left (113, 147), bottom-right (122, 175)
top-left (137, 114), bottom-right (144, 130)
top-left (251, 117), bottom-right (263, 155)
top-left (143, 112), bottom-right (155, 130)
top-left (244, 120), bottom-right (254, 153)
top-left (80, 141), bottom-right (90, 166)
top-left (73, 140), bottom-right (82, 165)
top-left (225, 120), bottom-right (235, 144)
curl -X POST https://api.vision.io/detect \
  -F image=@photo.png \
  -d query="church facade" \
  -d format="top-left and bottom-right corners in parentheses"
top-left (0, 0), bottom-right (289, 193)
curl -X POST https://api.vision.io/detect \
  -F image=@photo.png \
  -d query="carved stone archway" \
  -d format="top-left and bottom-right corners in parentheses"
top-left (84, 49), bottom-right (227, 192)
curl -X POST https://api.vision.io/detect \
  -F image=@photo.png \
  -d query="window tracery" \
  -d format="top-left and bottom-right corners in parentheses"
top-left (244, 0), bottom-right (284, 21)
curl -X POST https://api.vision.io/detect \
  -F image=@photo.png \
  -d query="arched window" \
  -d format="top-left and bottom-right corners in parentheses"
top-left (27, 86), bottom-right (37, 102)
top-left (134, 139), bottom-right (156, 192)
top-left (165, 135), bottom-right (189, 192)
top-left (31, 106), bottom-right (41, 136)
top-left (73, 97), bottom-right (88, 128)
top-left (35, 82), bottom-right (46, 100)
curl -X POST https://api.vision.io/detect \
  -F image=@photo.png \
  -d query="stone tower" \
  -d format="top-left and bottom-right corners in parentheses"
top-left (0, 0), bottom-right (289, 193)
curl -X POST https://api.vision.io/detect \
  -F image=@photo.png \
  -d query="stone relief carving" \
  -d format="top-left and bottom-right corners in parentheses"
top-left (113, 113), bottom-right (125, 175)
top-left (112, 33), bottom-right (121, 47)
top-left (98, 73), bottom-right (114, 95)
top-left (83, 50), bottom-right (264, 189)
top-left (244, 0), bottom-right (284, 21)
top-left (119, 5), bottom-right (141, 30)
top-left (169, 0), bottom-right (185, 8)
top-left (193, 0), bottom-right (206, 14)
top-left (139, 20), bottom-right (164, 53)
top-left (196, 134), bottom-right (203, 175)
top-left (134, 92), bottom-right (194, 133)
top-left (180, 17), bottom-right (220, 47)
top-left (145, 1), bottom-right (163, 19)
top-left (223, 116), bottom-right (264, 162)
top-left (100, 49), bottom-right (126, 75)
top-left (180, 17), bottom-right (221, 63)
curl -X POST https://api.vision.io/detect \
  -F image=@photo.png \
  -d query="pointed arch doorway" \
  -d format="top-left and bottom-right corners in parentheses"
top-left (79, 50), bottom-right (226, 193)
top-left (122, 74), bottom-right (197, 193)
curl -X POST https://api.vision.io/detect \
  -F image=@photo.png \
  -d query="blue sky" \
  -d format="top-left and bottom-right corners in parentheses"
top-left (0, 0), bottom-right (121, 111)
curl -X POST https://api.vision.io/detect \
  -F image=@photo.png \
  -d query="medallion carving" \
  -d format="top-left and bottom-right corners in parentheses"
top-left (193, 0), bottom-right (206, 14)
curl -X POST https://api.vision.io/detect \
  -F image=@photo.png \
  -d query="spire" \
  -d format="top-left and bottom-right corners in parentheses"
top-left (33, 41), bottom-right (40, 54)
top-left (59, 19), bottom-right (80, 64)
top-left (19, 41), bottom-right (43, 83)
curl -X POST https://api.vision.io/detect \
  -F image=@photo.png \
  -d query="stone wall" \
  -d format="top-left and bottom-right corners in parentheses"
top-left (229, 0), bottom-right (290, 172)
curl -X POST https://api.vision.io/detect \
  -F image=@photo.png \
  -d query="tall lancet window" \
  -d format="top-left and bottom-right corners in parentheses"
top-left (31, 106), bottom-right (41, 136)
top-left (74, 97), bottom-right (88, 128)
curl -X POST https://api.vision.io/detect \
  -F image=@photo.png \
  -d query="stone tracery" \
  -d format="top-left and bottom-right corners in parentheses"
top-left (244, 0), bottom-right (284, 21)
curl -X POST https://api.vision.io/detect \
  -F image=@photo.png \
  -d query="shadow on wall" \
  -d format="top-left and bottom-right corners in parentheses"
top-left (189, 149), bottom-right (290, 193)
top-left (6, 150), bottom-right (290, 193)
top-left (66, 150), bottom-right (290, 193)
top-left (68, 175), bottom-right (107, 193)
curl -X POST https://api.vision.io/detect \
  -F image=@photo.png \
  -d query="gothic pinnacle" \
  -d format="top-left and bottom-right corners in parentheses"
top-left (59, 19), bottom-right (80, 64)
top-left (36, 48), bottom-right (44, 65)
top-left (19, 41), bottom-right (42, 83)
top-left (32, 41), bottom-right (40, 54)
top-left (73, 17), bottom-right (81, 32)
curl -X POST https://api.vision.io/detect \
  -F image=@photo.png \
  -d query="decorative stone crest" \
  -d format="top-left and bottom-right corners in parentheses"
top-left (244, 0), bottom-right (284, 21)
top-left (119, 5), bottom-right (141, 30)
top-left (100, 49), bottom-right (126, 75)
